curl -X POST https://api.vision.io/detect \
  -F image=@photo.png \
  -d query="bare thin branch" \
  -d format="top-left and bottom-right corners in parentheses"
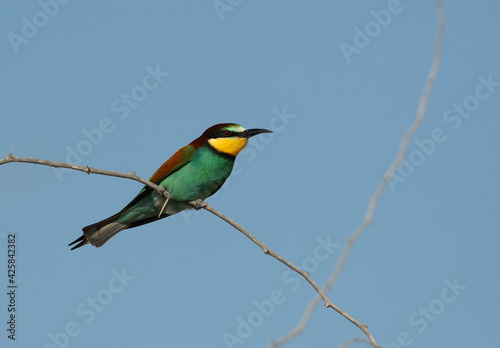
top-left (1, 152), bottom-right (380, 347)
top-left (338, 337), bottom-right (374, 348)
top-left (0, 153), bottom-right (170, 199)
top-left (201, 202), bottom-right (379, 348)
top-left (158, 196), bottom-right (170, 218)
top-left (270, 0), bottom-right (445, 347)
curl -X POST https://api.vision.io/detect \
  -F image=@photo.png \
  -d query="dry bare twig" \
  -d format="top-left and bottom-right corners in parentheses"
top-left (0, 152), bottom-right (171, 199)
top-left (269, 0), bottom-right (445, 347)
top-left (338, 337), bottom-right (374, 348)
top-left (0, 152), bottom-right (380, 348)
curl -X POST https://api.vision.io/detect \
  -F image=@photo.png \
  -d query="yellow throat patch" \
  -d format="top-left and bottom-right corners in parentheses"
top-left (208, 137), bottom-right (248, 157)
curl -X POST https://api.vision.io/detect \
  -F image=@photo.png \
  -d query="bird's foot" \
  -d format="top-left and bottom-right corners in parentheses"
top-left (192, 199), bottom-right (207, 210)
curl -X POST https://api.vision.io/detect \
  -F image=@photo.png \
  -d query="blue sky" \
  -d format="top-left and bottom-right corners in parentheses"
top-left (1, 1), bottom-right (499, 347)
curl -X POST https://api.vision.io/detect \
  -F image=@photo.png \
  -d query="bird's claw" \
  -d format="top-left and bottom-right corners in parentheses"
top-left (193, 199), bottom-right (206, 210)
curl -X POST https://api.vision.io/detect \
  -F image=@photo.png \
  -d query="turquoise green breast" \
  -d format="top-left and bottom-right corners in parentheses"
top-left (161, 145), bottom-right (234, 202)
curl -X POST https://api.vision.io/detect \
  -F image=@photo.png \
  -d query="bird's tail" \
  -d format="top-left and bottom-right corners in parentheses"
top-left (69, 212), bottom-right (128, 250)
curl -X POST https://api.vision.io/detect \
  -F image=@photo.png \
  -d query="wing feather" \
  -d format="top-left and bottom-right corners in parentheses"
top-left (149, 145), bottom-right (195, 184)
top-left (118, 145), bottom-right (196, 213)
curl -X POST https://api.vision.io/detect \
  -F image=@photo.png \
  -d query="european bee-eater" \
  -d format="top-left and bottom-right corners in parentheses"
top-left (69, 123), bottom-right (272, 250)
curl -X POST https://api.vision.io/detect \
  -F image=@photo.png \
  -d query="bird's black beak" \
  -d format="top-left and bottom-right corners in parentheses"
top-left (240, 128), bottom-right (273, 138)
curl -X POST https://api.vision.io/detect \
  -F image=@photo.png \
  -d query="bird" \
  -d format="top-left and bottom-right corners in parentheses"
top-left (69, 123), bottom-right (272, 250)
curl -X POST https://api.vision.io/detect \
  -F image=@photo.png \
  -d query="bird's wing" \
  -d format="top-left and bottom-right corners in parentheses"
top-left (120, 145), bottom-right (196, 212)
top-left (119, 144), bottom-right (196, 213)
top-left (149, 144), bottom-right (196, 184)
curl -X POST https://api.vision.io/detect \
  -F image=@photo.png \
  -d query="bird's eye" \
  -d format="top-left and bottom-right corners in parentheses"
top-left (223, 130), bottom-right (231, 136)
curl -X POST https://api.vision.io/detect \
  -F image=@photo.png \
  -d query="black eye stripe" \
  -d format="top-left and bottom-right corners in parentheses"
top-left (210, 130), bottom-right (237, 138)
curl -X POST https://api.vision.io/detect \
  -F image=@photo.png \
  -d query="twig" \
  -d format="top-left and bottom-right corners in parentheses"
top-left (0, 152), bottom-right (380, 347)
top-left (158, 196), bottom-right (170, 218)
top-left (338, 337), bottom-right (374, 348)
top-left (0, 152), bottom-right (170, 199)
top-left (269, 0), bottom-right (445, 347)
top-left (200, 202), bottom-right (379, 348)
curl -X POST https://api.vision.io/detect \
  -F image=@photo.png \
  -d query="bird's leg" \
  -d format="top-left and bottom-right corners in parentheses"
top-left (192, 199), bottom-right (206, 210)
top-left (156, 187), bottom-right (166, 196)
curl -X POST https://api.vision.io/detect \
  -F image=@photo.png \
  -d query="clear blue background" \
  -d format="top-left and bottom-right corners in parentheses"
top-left (1, 1), bottom-right (499, 347)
